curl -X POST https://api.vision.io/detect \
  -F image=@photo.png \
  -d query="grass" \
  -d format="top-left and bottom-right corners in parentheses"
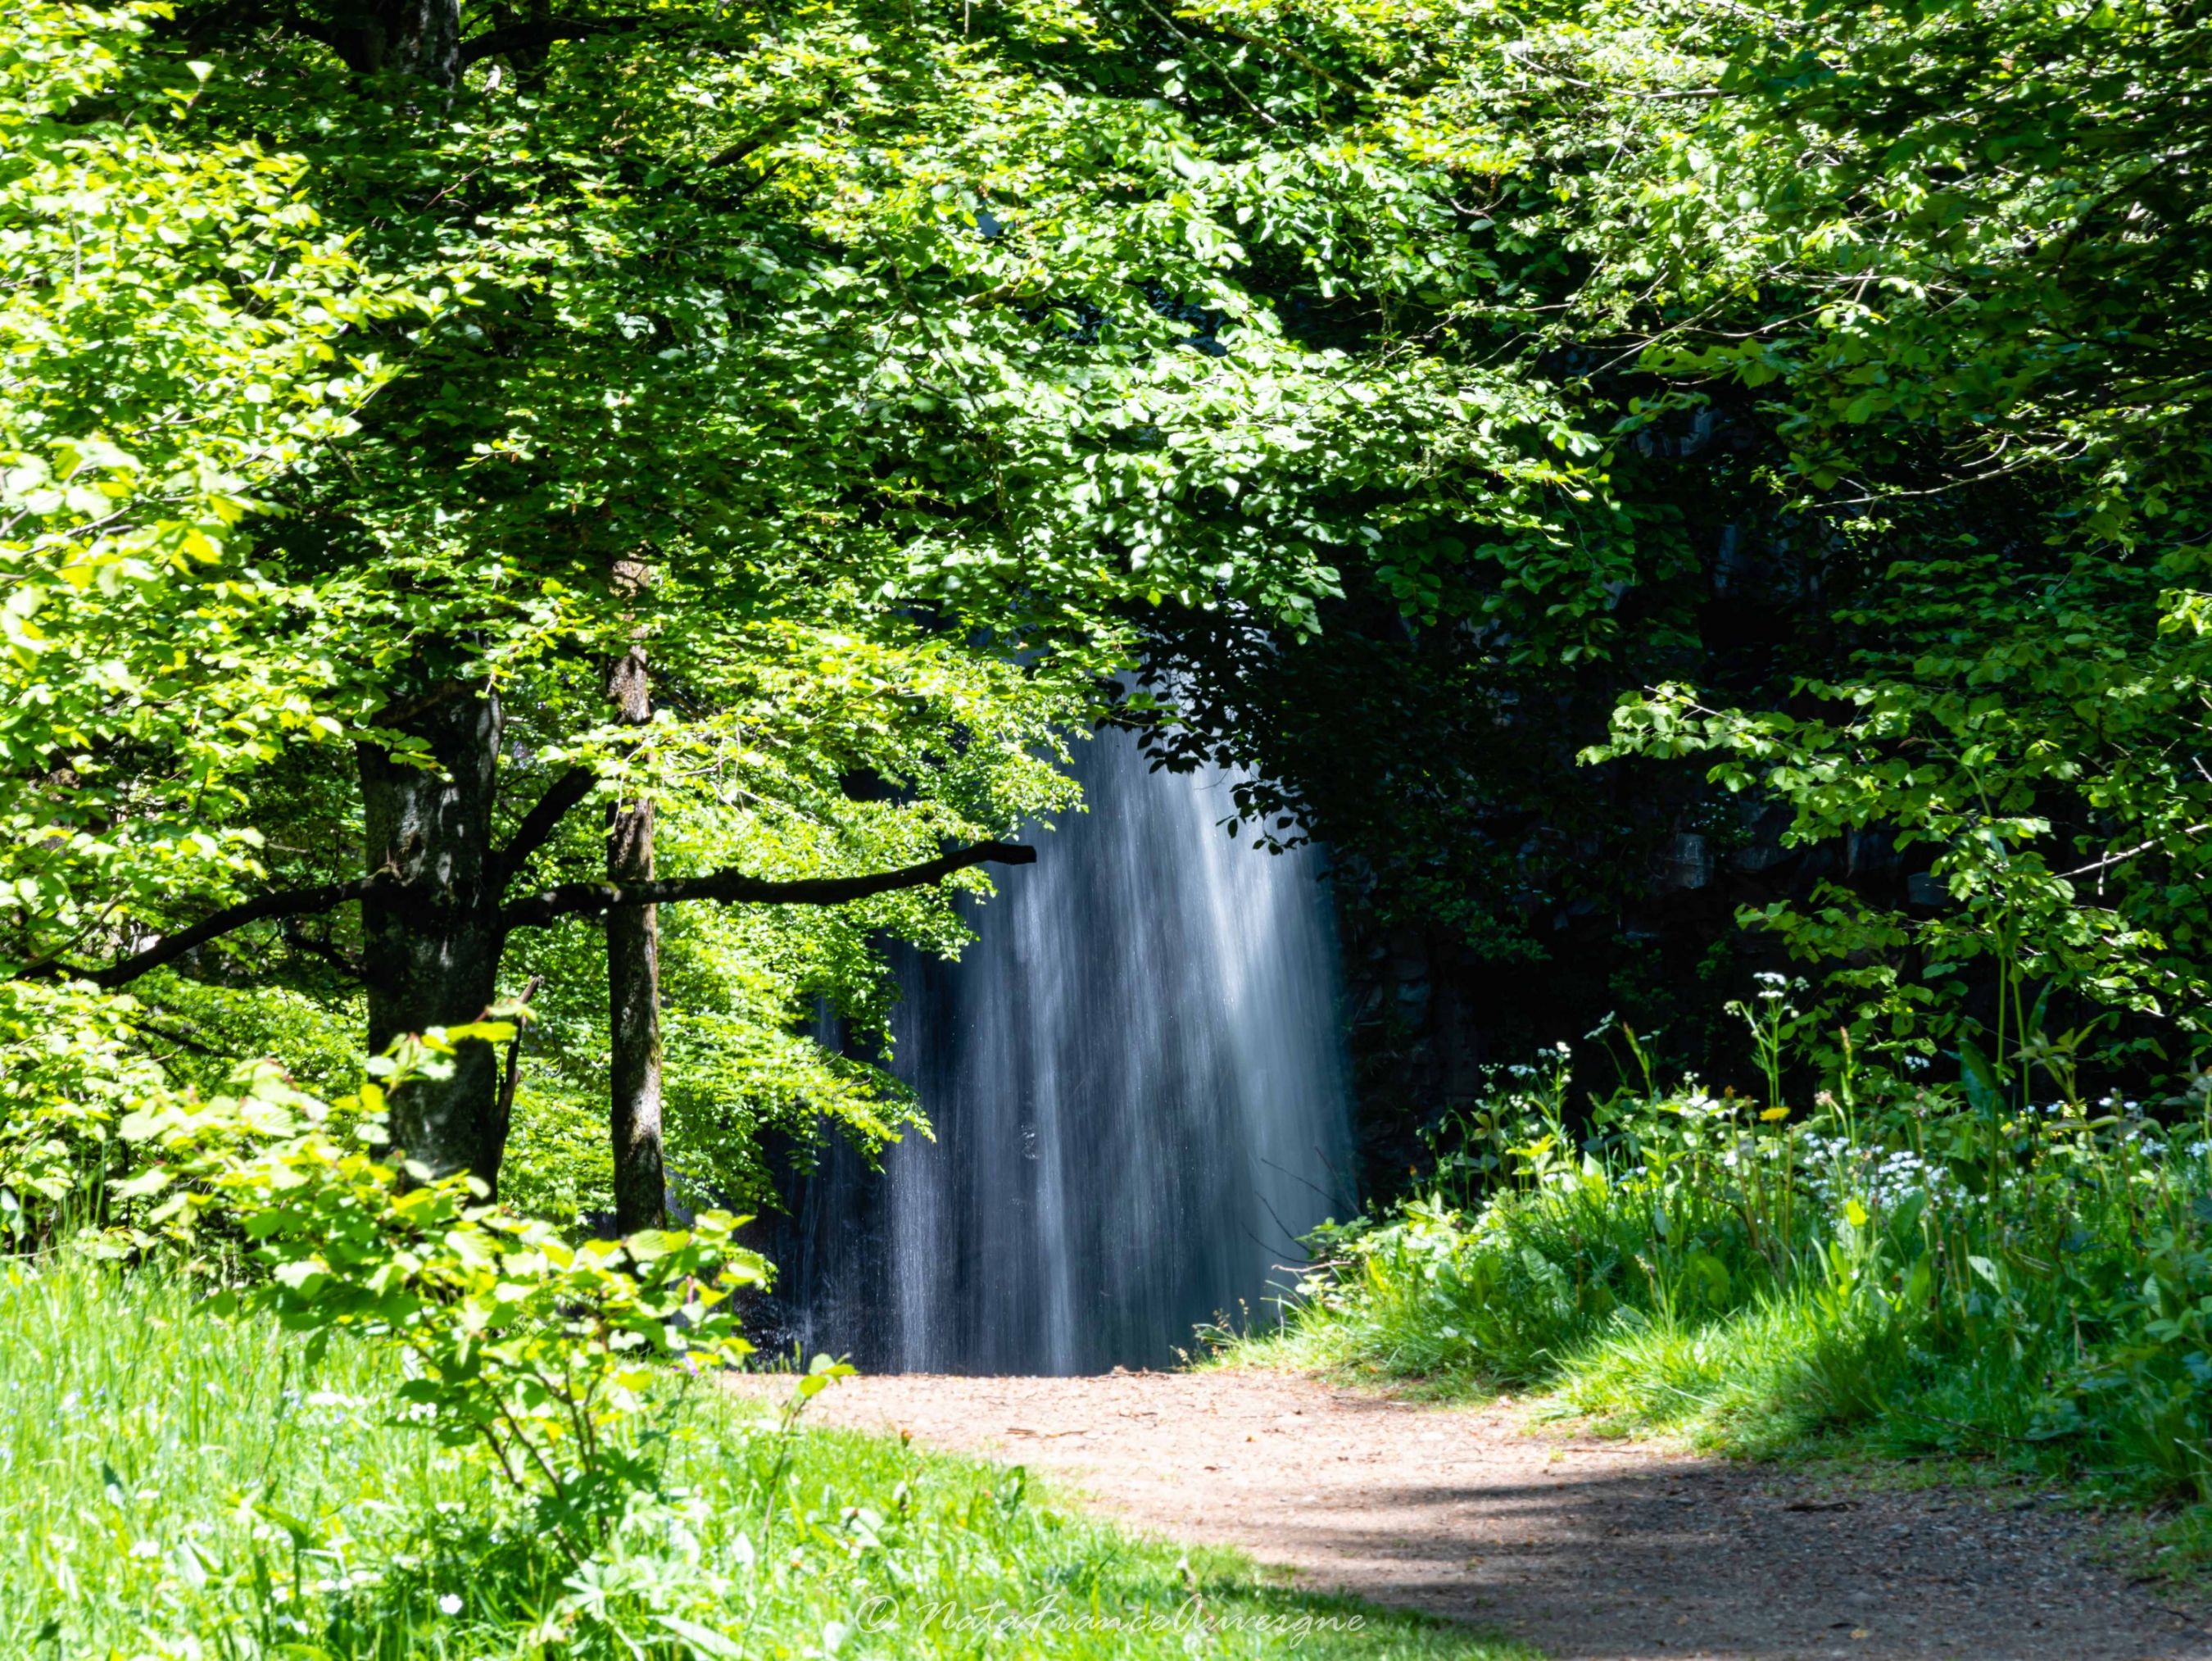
top-left (0, 1254), bottom-right (1533, 1660)
top-left (1212, 1046), bottom-right (2212, 1575)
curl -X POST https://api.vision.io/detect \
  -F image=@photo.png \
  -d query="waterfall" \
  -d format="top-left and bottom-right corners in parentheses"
top-left (761, 727), bottom-right (1358, 1375)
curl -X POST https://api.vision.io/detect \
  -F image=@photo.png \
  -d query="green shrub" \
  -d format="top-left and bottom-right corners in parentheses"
top-left (109, 1027), bottom-right (770, 1547)
top-left (1242, 1016), bottom-right (2212, 1514)
top-left (0, 982), bottom-right (163, 1248)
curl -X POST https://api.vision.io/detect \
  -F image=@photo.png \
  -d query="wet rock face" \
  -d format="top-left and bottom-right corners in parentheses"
top-left (1325, 794), bottom-right (1939, 1200)
top-left (1332, 910), bottom-right (1494, 1199)
top-left (1652, 832), bottom-right (1713, 894)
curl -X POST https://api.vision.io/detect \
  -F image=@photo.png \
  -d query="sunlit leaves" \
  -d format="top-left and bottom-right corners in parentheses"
top-left (115, 1035), bottom-right (768, 1536)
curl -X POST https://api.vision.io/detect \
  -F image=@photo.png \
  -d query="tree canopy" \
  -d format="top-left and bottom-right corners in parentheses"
top-left (6, 0), bottom-right (2210, 1232)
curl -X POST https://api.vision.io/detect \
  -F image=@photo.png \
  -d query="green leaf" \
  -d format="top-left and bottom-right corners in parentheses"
top-left (653, 1616), bottom-right (748, 1659)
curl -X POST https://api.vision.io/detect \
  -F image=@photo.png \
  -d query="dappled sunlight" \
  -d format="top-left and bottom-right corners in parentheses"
top-left (779, 1369), bottom-right (2209, 1661)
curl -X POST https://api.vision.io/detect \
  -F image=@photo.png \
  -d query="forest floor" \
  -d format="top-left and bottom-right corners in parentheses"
top-left (736, 1367), bottom-right (2212, 1661)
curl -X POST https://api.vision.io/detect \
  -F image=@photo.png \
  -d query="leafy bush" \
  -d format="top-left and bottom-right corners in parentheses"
top-left (107, 1023), bottom-right (773, 1546)
top-left (0, 983), bottom-right (160, 1246)
top-left (1245, 992), bottom-right (2212, 1520)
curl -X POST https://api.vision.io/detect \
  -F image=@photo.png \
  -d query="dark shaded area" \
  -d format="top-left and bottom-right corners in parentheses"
top-left (1122, 390), bottom-right (2119, 1203)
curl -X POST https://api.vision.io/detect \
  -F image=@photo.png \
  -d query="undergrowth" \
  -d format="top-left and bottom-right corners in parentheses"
top-left (1217, 987), bottom-right (2212, 1571)
top-left (0, 1255), bottom-right (1527, 1659)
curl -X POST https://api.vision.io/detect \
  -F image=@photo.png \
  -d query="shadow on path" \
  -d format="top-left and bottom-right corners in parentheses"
top-left (732, 1368), bottom-right (2212, 1661)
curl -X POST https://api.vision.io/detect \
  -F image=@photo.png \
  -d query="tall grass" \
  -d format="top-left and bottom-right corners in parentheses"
top-left (1226, 1006), bottom-right (2212, 1523)
top-left (0, 1255), bottom-right (1526, 1659)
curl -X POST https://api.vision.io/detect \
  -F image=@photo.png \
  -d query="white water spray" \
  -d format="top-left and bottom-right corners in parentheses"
top-left (767, 728), bottom-right (1357, 1373)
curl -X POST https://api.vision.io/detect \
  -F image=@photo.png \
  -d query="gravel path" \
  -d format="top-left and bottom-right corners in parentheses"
top-left (739, 1367), bottom-right (2212, 1661)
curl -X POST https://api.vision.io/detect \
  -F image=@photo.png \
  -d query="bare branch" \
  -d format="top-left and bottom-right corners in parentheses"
top-left (460, 14), bottom-right (649, 65)
top-left (17, 840), bottom-right (1038, 987)
top-left (487, 973), bottom-right (546, 1200)
top-left (495, 766), bottom-right (601, 887)
top-left (19, 876), bottom-right (392, 991)
top-left (700, 103), bottom-right (824, 170)
top-left (501, 841), bottom-right (1036, 931)
top-left (2056, 824), bottom-right (2210, 883)
top-left (282, 916), bottom-right (368, 981)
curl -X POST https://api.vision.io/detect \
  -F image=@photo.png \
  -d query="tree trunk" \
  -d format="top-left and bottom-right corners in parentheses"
top-left (360, 688), bottom-right (506, 1185)
top-left (327, 0), bottom-right (461, 83)
top-left (606, 636), bottom-right (666, 1233)
top-left (485, 974), bottom-right (543, 1201)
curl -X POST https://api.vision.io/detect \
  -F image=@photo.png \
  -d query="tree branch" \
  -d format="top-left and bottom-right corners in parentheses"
top-left (159, 0), bottom-right (335, 58)
top-left (19, 877), bottom-right (390, 991)
top-left (487, 973), bottom-right (545, 1200)
top-left (501, 841), bottom-right (1036, 931)
top-left (495, 766), bottom-right (601, 888)
top-left (2056, 824), bottom-right (2210, 882)
top-left (16, 841), bottom-right (1037, 987)
top-left (699, 101), bottom-right (827, 170)
top-left (129, 1014), bottom-right (228, 1060)
top-left (282, 916), bottom-right (368, 982)
top-left (459, 15), bottom-right (649, 65)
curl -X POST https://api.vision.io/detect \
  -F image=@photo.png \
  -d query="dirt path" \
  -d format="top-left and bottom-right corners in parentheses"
top-left (743, 1368), bottom-right (2212, 1661)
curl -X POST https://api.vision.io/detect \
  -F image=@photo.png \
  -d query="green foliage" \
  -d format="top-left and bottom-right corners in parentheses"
top-left (1122, 0), bottom-right (2212, 1122)
top-left (0, 1260), bottom-right (1526, 1659)
top-left (1238, 1028), bottom-right (2212, 1529)
top-left (9, 0), bottom-right (2208, 1189)
top-left (1572, 0), bottom-right (2212, 1057)
top-left (0, 981), bottom-right (161, 1243)
top-left (110, 1027), bottom-right (769, 1544)
top-left (5, 0), bottom-right (1620, 1195)
top-left (490, 628), bottom-right (1090, 1218)
top-left (0, 1), bottom-right (402, 961)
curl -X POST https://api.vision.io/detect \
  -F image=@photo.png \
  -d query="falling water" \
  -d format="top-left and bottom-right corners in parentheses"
top-left (761, 727), bottom-right (1358, 1375)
